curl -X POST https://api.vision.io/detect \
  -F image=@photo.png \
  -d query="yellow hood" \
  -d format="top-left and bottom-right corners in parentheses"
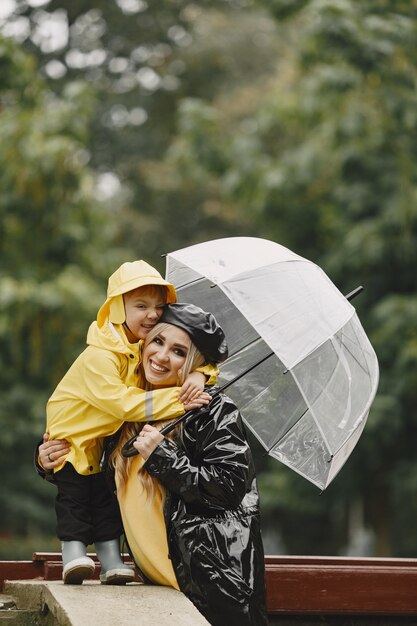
top-left (97, 260), bottom-right (177, 327)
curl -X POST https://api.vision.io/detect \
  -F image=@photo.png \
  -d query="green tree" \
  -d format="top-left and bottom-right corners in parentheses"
top-left (143, 0), bottom-right (417, 555)
top-left (254, 0), bottom-right (417, 556)
top-left (0, 36), bottom-right (127, 540)
top-left (0, 0), bottom-right (270, 257)
top-left (2, 0), bottom-right (417, 558)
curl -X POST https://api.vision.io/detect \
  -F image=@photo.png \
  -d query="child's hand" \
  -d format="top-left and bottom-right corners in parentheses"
top-left (133, 424), bottom-right (164, 461)
top-left (179, 371), bottom-right (207, 404)
top-left (183, 391), bottom-right (211, 413)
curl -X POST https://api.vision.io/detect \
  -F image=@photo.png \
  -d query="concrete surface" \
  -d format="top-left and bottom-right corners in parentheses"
top-left (0, 592), bottom-right (39, 625)
top-left (3, 580), bottom-right (210, 626)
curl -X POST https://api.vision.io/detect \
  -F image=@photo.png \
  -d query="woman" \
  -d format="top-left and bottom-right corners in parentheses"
top-left (39, 303), bottom-right (268, 626)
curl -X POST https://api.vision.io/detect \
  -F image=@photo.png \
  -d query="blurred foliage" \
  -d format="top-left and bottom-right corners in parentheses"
top-left (0, 536), bottom-right (61, 561)
top-left (0, 34), bottom-right (130, 544)
top-left (1, 0), bottom-right (417, 559)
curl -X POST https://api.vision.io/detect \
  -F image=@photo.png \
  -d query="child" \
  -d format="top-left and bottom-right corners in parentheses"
top-left (46, 260), bottom-right (216, 585)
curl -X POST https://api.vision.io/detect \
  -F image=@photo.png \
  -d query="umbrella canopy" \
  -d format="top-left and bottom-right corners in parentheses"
top-left (165, 237), bottom-right (379, 490)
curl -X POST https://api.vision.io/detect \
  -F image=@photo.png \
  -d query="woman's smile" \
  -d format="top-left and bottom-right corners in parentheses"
top-left (149, 359), bottom-right (169, 374)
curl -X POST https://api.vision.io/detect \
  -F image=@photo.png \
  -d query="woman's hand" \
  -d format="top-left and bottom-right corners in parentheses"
top-left (182, 390), bottom-right (212, 413)
top-left (133, 424), bottom-right (164, 461)
top-left (38, 433), bottom-right (71, 470)
top-left (179, 371), bottom-right (206, 404)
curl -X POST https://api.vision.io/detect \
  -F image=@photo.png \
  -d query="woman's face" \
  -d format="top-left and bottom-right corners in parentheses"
top-left (143, 325), bottom-right (191, 387)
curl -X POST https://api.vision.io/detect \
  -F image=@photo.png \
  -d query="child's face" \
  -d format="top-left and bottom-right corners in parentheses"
top-left (123, 286), bottom-right (166, 342)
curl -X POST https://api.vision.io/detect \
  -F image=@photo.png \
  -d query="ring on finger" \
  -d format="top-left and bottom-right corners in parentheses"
top-left (48, 453), bottom-right (52, 462)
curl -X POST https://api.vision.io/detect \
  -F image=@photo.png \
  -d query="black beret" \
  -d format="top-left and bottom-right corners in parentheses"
top-left (160, 303), bottom-right (228, 363)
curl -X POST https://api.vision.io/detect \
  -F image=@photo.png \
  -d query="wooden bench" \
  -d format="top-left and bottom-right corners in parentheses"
top-left (265, 555), bottom-right (417, 617)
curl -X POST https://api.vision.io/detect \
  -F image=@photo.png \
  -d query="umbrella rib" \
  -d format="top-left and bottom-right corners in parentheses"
top-left (265, 404), bottom-right (309, 455)
top-left (176, 276), bottom-right (211, 290)
top-left (223, 335), bottom-right (271, 361)
top-left (341, 316), bottom-right (378, 377)
top-left (339, 338), bottom-right (371, 377)
top-left (265, 404), bottom-right (334, 465)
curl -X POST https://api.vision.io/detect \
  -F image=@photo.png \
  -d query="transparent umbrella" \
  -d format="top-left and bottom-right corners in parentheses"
top-left (165, 237), bottom-right (379, 490)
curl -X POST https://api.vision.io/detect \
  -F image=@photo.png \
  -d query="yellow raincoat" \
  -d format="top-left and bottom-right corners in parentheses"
top-left (46, 261), bottom-right (217, 476)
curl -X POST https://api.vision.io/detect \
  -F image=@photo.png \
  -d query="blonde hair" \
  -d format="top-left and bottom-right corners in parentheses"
top-left (110, 323), bottom-right (206, 499)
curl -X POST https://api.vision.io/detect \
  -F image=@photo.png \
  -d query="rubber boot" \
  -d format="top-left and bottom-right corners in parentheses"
top-left (95, 539), bottom-right (135, 585)
top-left (61, 541), bottom-right (95, 585)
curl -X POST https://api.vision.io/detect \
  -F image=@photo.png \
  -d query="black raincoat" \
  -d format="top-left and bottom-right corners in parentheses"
top-left (143, 392), bottom-right (268, 626)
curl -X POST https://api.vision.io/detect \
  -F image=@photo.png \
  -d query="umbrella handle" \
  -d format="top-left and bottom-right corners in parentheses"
top-left (121, 433), bottom-right (142, 457)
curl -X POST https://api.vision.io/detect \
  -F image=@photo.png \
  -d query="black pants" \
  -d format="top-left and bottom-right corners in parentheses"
top-left (54, 463), bottom-right (123, 545)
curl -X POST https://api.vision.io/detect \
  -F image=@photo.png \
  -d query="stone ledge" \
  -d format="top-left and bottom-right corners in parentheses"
top-left (3, 580), bottom-right (209, 626)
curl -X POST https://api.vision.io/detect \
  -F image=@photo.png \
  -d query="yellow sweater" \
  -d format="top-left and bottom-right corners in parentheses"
top-left (116, 455), bottom-right (179, 590)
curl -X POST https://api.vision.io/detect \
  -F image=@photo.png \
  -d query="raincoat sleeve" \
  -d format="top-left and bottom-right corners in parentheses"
top-left (60, 347), bottom-right (185, 424)
top-left (144, 395), bottom-right (252, 509)
top-left (195, 363), bottom-right (218, 386)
